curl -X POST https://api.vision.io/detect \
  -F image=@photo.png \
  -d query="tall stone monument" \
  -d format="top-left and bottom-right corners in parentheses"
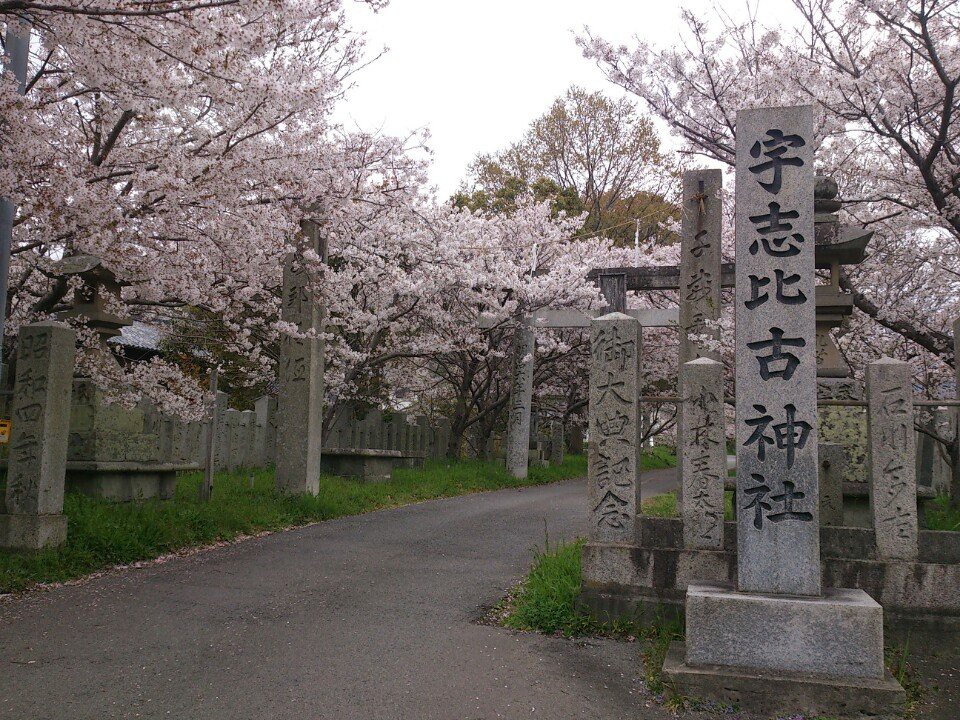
top-left (0, 322), bottom-right (76, 548)
top-left (665, 105), bottom-right (904, 717)
top-left (275, 220), bottom-right (326, 495)
top-left (504, 322), bottom-right (535, 479)
top-left (588, 313), bottom-right (641, 543)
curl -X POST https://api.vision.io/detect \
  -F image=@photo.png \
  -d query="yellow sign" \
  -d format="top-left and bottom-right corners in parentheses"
top-left (0, 420), bottom-right (11, 445)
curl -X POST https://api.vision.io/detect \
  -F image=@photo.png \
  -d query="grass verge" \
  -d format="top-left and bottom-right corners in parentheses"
top-left (0, 455), bottom-right (588, 594)
top-left (501, 539), bottom-right (923, 714)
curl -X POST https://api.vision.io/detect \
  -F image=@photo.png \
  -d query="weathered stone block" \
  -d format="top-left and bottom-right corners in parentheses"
top-left (663, 643), bottom-right (905, 720)
top-left (5, 322), bottom-right (76, 519)
top-left (685, 583), bottom-right (885, 679)
top-left (819, 442), bottom-right (846, 526)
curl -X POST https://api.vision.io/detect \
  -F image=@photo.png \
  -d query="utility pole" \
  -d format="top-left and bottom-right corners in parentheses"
top-left (0, 20), bottom-right (32, 376)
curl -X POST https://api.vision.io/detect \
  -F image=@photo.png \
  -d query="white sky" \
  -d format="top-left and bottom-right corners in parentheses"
top-left (335, 1), bottom-right (783, 198)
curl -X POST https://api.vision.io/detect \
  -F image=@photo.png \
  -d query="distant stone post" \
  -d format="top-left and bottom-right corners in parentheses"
top-left (549, 420), bottom-right (564, 467)
top-left (224, 409), bottom-right (240, 472)
top-left (734, 106), bottom-right (820, 596)
top-left (254, 395), bottom-right (277, 465)
top-left (866, 358), bottom-right (918, 560)
top-left (505, 322), bottom-right (535, 479)
top-left (680, 169), bottom-right (723, 364)
top-left (0, 322), bottom-right (76, 549)
top-left (588, 313), bottom-right (641, 543)
top-left (679, 358), bottom-right (725, 549)
top-left (275, 220), bottom-right (325, 495)
top-left (818, 443), bottom-right (847, 526)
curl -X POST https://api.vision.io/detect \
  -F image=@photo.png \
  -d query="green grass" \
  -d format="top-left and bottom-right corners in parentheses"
top-left (640, 445), bottom-right (677, 470)
top-left (640, 490), bottom-right (735, 521)
top-left (923, 494), bottom-right (960, 531)
top-left (0, 455), bottom-right (588, 594)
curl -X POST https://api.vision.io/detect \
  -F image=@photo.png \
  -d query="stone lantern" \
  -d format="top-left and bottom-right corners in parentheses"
top-left (813, 176), bottom-right (873, 379)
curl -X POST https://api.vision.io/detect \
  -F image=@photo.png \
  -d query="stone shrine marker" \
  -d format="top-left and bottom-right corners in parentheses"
top-left (0, 321), bottom-right (76, 548)
top-left (588, 313), bottom-right (641, 543)
top-left (666, 105), bottom-right (902, 718)
top-left (275, 220), bottom-right (325, 495)
top-left (734, 106), bottom-right (820, 596)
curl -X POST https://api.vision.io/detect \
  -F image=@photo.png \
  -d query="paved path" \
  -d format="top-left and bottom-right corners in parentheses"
top-left (0, 471), bottom-right (682, 720)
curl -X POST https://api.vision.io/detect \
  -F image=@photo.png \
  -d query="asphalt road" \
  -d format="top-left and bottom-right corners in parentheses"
top-left (0, 470), bottom-right (682, 720)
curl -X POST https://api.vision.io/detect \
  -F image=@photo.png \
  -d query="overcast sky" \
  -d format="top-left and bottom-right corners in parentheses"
top-left (335, 1), bottom-right (782, 199)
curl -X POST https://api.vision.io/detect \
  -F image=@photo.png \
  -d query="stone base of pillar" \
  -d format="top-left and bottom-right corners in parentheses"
top-left (664, 583), bottom-right (905, 718)
top-left (663, 642), bottom-right (904, 718)
top-left (0, 513), bottom-right (68, 549)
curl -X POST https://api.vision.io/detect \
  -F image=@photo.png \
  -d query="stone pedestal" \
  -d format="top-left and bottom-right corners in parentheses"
top-left (663, 642), bottom-right (904, 719)
top-left (685, 583), bottom-right (884, 677)
top-left (665, 583), bottom-right (904, 717)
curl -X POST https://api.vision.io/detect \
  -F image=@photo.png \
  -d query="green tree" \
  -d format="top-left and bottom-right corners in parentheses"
top-left (456, 86), bottom-right (679, 244)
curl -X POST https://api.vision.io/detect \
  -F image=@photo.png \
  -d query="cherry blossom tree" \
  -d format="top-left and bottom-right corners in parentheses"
top-left (0, 0), bottom-right (401, 418)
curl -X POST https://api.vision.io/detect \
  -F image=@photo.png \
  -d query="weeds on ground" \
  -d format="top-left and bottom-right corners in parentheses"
top-left (0, 455), bottom-right (588, 594)
top-left (923, 494), bottom-right (960, 531)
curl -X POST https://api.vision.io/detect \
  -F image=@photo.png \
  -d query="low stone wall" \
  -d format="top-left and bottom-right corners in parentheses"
top-left (581, 517), bottom-right (960, 642)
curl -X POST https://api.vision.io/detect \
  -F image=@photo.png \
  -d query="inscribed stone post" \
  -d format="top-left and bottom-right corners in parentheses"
top-left (1, 322), bottom-right (76, 548)
top-left (275, 220), bottom-right (325, 495)
top-left (680, 169), bottom-right (723, 363)
top-left (735, 105), bottom-right (820, 596)
top-left (866, 358), bottom-right (918, 561)
top-left (505, 323), bottom-right (535, 479)
top-left (679, 358), bottom-right (725, 549)
top-left (588, 313), bottom-right (641, 543)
